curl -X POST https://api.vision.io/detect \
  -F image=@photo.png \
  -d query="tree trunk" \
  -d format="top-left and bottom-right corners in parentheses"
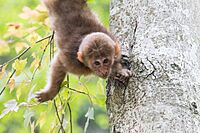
top-left (106, 0), bottom-right (200, 132)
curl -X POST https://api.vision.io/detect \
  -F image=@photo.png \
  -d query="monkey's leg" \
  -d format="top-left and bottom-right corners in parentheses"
top-left (36, 57), bottom-right (66, 102)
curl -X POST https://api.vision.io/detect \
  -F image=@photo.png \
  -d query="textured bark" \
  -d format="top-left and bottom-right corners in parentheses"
top-left (106, 0), bottom-right (200, 132)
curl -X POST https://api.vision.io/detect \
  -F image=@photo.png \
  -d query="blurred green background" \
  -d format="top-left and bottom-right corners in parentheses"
top-left (0, 0), bottom-right (110, 133)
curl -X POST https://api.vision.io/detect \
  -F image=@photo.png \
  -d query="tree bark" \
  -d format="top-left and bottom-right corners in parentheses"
top-left (106, 0), bottom-right (200, 132)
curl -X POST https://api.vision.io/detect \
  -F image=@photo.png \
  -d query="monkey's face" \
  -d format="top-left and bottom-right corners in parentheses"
top-left (89, 56), bottom-right (114, 78)
top-left (86, 46), bottom-right (115, 79)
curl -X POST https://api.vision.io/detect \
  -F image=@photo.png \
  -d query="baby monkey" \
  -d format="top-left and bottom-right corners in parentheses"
top-left (36, 0), bottom-right (132, 102)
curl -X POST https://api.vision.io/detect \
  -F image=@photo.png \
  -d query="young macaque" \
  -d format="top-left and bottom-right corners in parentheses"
top-left (36, 0), bottom-right (132, 102)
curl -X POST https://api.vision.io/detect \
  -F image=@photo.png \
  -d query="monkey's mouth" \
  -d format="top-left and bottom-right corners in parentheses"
top-left (95, 72), bottom-right (109, 79)
top-left (99, 75), bottom-right (108, 79)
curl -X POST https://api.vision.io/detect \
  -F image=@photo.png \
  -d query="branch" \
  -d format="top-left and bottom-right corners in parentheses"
top-left (53, 100), bottom-right (65, 133)
top-left (58, 113), bottom-right (65, 133)
top-left (1, 47), bottom-right (31, 67)
top-left (50, 31), bottom-right (55, 61)
top-left (67, 103), bottom-right (72, 133)
top-left (36, 35), bottom-right (52, 43)
top-left (0, 69), bottom-right (16, 95)
top-left (81, 84), bottom-right (94, 106)
top-left (63, 75), bottom-right (91, 106)
top-left (31, 32), bottom-right (55, 81)
top-left (0, 47), bottom-right (31, 96)
top-left (66, 87), bottom-right (93, 106)
top-left (67, 87), bottom-right (88, 95)
top-left (0, 32), bottom-right (54, 95)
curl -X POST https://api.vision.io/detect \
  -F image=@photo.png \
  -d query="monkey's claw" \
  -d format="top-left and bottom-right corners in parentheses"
top-left (35, 90), bottom-right (55, 103)
top-left (114, 69), bottom-right (132, 83)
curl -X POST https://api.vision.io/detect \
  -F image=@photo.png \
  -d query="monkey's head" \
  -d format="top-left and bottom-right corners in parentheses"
top-left (77, 32), bottom-right (121, 79)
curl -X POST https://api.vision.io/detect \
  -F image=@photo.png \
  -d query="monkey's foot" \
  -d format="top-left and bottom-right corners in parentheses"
top-left (35, 90), bottom-right (57, 103)
top-left (114, 69), bottom-right (132, 84)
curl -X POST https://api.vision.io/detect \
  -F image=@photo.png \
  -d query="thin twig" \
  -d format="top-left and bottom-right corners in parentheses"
top-left (52, 34), bottom-right (55, 58)
top-left (0, 32), bottom-right (54, 95)
top-left (50, 31), bottom-right (55, 61)
top-left (50, 36), bottom-right (52, 62)
top-left (58, 113), bottom-right (65, 133)
top-left (31, 43), bottom-right (49, 81)
top-left (67, 87), bottom-right (88, 95)
top-left (53, 100), bottom-right (65, 133)
top-left (36, 35), bottom-right (52, 43)
top-left (13, 26), bottom-right (43, 45)
top-left (66, 87), bottom-right (93, 106)
top-left (1, 47), bottom-right (31, 67)
top-left (67, 103), bottom-right (72, 133)
top-left (58, 94), bottom-right (64, 106)
top-left (66, 75), bottom-right (69, 88)
top-left (31, 32), bottom-right (55, 81)
top-left (0, 47), bottom-right (31, 96)
top-left (0, 70), bottom-right (16, 95)
top-left (81, 83), bottom-right (94, 106)
top-left (65, 74), bottom-right (72, 133)
top-left (0, 30), bottom-right (50, 70)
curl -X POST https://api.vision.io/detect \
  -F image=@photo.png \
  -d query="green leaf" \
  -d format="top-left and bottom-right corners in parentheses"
top-left (24, 110), bottom-right (35, 128)
top-left (12, 59), bottom-right (27, 76)
top-left (16, 82), bottom-right (28, 100)
top-left (30, 57), bottom-right (40, 72)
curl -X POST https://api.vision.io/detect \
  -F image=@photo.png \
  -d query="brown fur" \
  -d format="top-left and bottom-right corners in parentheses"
top-left (36, 0), bottom-right (131, 102)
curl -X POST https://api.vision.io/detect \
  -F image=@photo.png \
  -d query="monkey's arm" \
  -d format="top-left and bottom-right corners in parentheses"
top-left (36, 56), bottom-right (66, 102)
top-left (111, 43), bottom-right (132, 80)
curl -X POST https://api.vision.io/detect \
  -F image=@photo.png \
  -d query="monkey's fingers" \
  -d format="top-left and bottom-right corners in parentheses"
top-left (114, 69), bottom-right (132, 83)
top-left (35, 91), bottom-right (50, 103)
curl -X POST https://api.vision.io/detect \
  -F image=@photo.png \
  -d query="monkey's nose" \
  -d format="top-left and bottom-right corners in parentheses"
top-left (103, 71), bottom-right (109, 77)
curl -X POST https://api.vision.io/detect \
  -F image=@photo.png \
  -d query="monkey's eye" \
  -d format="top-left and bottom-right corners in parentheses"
top-left (103, 58), bottom-right (109, 64)
top-left (94, 60), bottom-right (101, 66)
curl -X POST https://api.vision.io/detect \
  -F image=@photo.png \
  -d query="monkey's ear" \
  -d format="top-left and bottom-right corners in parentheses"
top-left (115, 42), bottom-right (121, 58)
top-left (77, 52), bottom-right (84, 63)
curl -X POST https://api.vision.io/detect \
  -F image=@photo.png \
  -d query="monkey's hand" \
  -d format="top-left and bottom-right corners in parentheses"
top-left (114, 68), bottom-right (132, 84)
top-left (35, 89), bottom-right (58, 103)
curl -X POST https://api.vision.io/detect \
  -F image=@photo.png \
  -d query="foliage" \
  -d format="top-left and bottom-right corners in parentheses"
top-left (0, 0), bottom-right (110, 133)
